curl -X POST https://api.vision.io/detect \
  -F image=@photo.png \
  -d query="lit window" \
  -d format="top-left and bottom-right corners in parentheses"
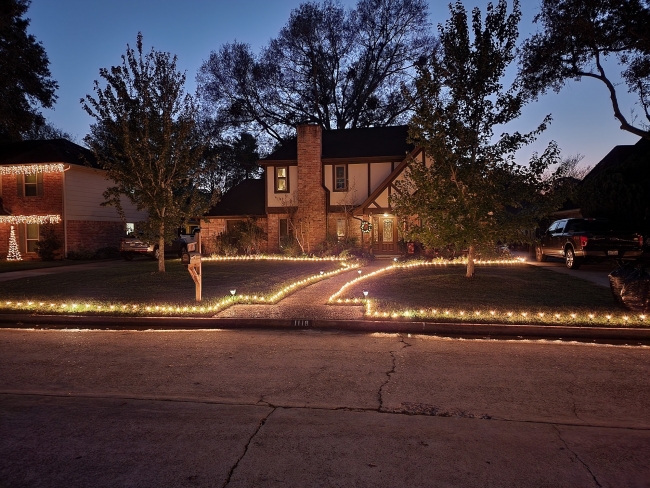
top-left (24, 174), bottom-right (38, 196)
top-left (275, 167), bottom-right (289, 192)
top-left (26, 223), bottom-right (39, 252)
top-left (125, 223), bottom-right (135, 236)
top-left (337, 219), bottom-right (346, 240)
top-left (334, 165), bottom-right (347, 191)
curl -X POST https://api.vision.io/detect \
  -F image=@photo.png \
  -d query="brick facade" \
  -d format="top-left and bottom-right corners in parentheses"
top-left (1, 172), bottom-right (65, 259)
top-left (66, 220), bottom-right (126, 254)
top-left (296, 125), bottom-right (328, 252)
top-left (200, 217), bottom-right (269, 255)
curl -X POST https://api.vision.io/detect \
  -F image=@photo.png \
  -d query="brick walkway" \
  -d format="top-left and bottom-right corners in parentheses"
top-left (215, 262), bottom-right (389, 320)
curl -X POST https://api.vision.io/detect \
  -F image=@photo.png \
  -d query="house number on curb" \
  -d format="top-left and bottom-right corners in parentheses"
top-left (292, 320), bottom-right (312, 327)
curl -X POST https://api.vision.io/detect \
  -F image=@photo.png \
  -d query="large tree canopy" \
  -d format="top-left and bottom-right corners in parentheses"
top-left (0, 0), bottom-right (58, 142)
top-left (393, 0), bottom-right (567, 277)
top-left (520, 0), bottom-right (650, 140)
top-left (197, 130), bottom-right (262, 195)
top-left (82, 33), bottom-right (212, 272)
top-left (197, 0), bottom-right (434, 146)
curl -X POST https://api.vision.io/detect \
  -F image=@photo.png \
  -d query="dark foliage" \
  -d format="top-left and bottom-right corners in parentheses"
top-left (197, 0), bottom-right (435, 146)
top-left (520, 0), bottom-right (650, 140)
top-left (0, 0), bottom-right (58, 142)
top-left (82, 33), bottom-right (214, 272)
top-left (35, 224), bottom-right (62, 260)
top-left (393, 0), bottom-right (568, 277)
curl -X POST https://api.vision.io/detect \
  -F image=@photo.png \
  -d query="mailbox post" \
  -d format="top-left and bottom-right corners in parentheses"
top-left (181, 229), bottom-right (202, 301)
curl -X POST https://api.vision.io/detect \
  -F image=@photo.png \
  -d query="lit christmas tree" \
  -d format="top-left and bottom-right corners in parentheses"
top-left (7, 225), bottom-right (22, 261)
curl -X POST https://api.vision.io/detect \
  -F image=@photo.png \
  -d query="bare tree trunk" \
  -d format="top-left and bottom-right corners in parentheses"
top-left (466, 245), bottom-right (475, 278)
top-left (158, 222), bottom-right (165, 273)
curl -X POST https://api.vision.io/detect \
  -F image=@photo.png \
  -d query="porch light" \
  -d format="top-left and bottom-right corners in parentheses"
top-left (230, 289), bottom-right (236, 296)
top-left (363, 290), bottom-right (369, 297)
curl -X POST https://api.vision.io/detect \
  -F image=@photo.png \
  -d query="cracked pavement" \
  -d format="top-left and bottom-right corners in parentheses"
top-left (0, 328), bottom-right (649, 487)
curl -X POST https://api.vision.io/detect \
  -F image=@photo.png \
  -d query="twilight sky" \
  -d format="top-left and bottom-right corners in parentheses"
top-left (27, 0), bottom-right (640, 168)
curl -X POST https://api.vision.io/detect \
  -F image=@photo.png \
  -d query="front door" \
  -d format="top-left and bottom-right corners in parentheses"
top-left (372, 216), bottom-right (397, 253)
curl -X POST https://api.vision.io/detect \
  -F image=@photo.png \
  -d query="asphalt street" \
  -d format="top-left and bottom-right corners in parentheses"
top-left (0, 328), bottom-right (648, 487)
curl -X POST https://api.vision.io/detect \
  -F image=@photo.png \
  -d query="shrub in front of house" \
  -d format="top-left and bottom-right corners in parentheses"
top-left (213, 218), bottom-right (267, 255)
top-left (35, 225), bottom-right (63, 261)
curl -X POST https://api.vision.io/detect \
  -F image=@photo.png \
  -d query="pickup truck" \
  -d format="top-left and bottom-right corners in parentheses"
top-left (119, 231), bottom-right (198, 261)
top-left (536, 218), bottom-right (643, 269)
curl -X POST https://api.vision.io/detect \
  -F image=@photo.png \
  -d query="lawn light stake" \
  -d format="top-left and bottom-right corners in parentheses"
top-left (181, 229), bottom-right (202, 301)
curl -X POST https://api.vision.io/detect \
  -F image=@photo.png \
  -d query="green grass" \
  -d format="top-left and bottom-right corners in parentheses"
top-left (338, 263), bottom-right (637, 325)
top-left (0, 259), bottom-right (89, 273)
top-left (358, 265), bottom-right (615, 310)
top-left (0, 259), bottom-right (343, 305)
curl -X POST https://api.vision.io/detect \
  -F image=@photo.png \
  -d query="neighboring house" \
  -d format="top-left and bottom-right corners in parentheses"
top-left (550, 137), bottom-right (650, 221)
top-left (0, 139), bottom-right (146, 259)
top-left (202, 124), bottom-right (429, 255)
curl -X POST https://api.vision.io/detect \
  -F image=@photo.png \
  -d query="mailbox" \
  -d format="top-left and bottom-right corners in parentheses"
top-left (181, 251), bottom-right (201, 267)
top-left (186, 242), bottom-right (196, 252)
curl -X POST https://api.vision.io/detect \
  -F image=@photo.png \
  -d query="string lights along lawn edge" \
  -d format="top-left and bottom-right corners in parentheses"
top-left (328, 259), bottom-right (648, 328)
top-left (0, 258), bottom-right (357, 317)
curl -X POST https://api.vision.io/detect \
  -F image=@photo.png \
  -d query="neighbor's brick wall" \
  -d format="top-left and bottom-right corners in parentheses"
top-left (200, 218), bottom-right (228, 254)
top-left (296, 125), bottom-right (327, 252)
top-left (200, 217), bottom-right (269, 255)
top-left (66, 220), bottom-right (125, 254)
top-left (1, 172), bottom-right (64, 216)
top-left (1, 172), bottom-right (65, 259)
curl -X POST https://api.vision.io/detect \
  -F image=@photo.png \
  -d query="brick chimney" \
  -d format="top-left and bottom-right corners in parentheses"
top-left (296, 124), bottom-right (327, 251)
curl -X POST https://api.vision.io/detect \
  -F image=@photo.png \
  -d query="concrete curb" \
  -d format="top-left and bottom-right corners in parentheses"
top-left (0, 313), bottom-right (649, 343)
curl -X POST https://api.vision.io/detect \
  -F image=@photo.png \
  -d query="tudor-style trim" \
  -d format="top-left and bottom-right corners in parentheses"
top-left (267, 206), bottom-right (297, 214)
top-left (353, 147), bottom-right (424, 216)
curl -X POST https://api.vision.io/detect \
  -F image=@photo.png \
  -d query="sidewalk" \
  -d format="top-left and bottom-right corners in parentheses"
top-left (0, 259), bottom-right (131, 282)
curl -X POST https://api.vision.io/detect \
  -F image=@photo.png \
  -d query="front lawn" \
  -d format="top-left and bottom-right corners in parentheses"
top-left (0, 259), bottom-right (87, 273)
top-left (334, 262), bottom-right (644, 326)
top-left (0, 258), bottom-right (344, 307)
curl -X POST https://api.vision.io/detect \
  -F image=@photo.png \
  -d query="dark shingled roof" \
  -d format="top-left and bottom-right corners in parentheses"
top-left (0, 139), bottom-right (99, 168)
top-left (261, 125), bottom-right (414, 162)
top-left (205, 179), bottom-right (265, 217)
top-left (583, 138), bottom-right (650, 182)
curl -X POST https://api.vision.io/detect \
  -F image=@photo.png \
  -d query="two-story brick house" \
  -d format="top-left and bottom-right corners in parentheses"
top-left (0, 139), bottom-right (146, 259)
top-left (202, 124), bottom-right (429, 255)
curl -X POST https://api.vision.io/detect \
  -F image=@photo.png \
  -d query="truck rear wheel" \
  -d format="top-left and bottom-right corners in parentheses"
top-left (565, 247), bottom-right (582, 269)
top-left (121, 252), bottom-right (134, 261)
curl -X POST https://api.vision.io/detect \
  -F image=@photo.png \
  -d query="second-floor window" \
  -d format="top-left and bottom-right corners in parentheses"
top-left (275, 167), bottom-right (289, 192)
top-left (17, 173), bottom-right (43, 197)
top-left (334, 165), bottom-right (347, 191)
top-left (24, 174), bottom-right (38, 196)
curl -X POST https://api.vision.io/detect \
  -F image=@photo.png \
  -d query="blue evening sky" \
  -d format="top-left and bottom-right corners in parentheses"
top-left (28, 0), bottom-right (639, 168)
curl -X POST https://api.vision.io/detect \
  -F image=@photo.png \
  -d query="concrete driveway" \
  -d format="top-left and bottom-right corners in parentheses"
top-left (522, 255), bottom-right (616, 288)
